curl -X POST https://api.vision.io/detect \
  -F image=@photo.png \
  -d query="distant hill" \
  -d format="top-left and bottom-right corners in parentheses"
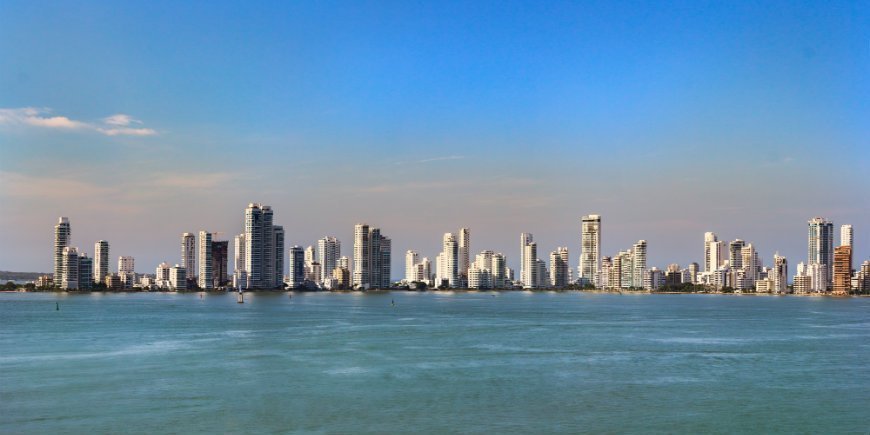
top-left (0, 271), bottom-right (48, 282)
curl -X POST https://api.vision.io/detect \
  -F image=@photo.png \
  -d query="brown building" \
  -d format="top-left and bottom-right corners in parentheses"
top-left (832, 245), bottom-right (852, 295)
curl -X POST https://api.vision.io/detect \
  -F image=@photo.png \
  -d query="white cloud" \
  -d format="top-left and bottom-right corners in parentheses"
top-left (0, 107), bottom-right (158, 136)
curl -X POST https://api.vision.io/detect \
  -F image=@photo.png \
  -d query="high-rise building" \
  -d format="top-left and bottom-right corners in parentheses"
top-left (94, 240), bottom-right (109, 284)
top-left (353, 224), bottom-right (370, 287)
top-left (773, 253), bottom-right (788, 293)
top-left (169, 265), bottom-right (186, 290)
top-left (304, 245), bottom-right (315, 268)
top-left (181, 233), bottom-right (196, 278)
top-left (704, 232), bottom-right (722, 272)
top-left (244, 203), bottom-right (278, 288)
top-left (580, 214), bottom-right (601, 284)
top-left (317, 237), bottom-right (341, 283)
top-left (54, 217), bottom-right (71, 286)
top-left (338, 256), bottom-right (350, 271)
top-left (840, 224), bottom-right (853, 247)
top-left (729, 239), bottom-right (745, 270)
top-left (632, 240), bottom-right (647, 288)
top-left (351, 224), bottom-right (391, 289)
top-left (118, 256), bottom-right (135, 274)
top-left (600, 256), bottom-right (612, 288)
top-left (535, 258), bottom-right (548, 288)
top-left (61, 246), bottom-right (79, 290)
top-left (492, 253), bottom-right (506, 288)
top-left (212, 240), bottom-right (228, 288)
top-left (833, 245), bottom-right (852, 295)
top-left (405, 250), bottom-right (419, 282)
top-left (741, 243), bottom-right (757, 285)
top-left (808, 217), bottom-right (834, 289)
top-left (522, 241), bottom-right (538, 289)
top-left (198, 231), bottom-right (213, 289)
top-left (288, 245), bottom-right (305, 288)
top-left (442, 233), bottom-right (459, 287)
top-left (550, 247), bottom-right (569, 288)
top-left (458, 228), bottom-right (470, 282)
top-left (687, 262), bottom-right (699, 284)
top-left (156, 262), bottom-right (171, 287)
top-left (78, 252), bottom-right (92, 290)
top-left (520, 233), bottom-right (533, 286)
top-left (618, 250), bottom-right (633, 289)
top-left (233, 233), bottom-right (245, 280)
top-left (420, 257), bottom-right (432, 285)
top-left (273, 226), bottom-right (285, 288)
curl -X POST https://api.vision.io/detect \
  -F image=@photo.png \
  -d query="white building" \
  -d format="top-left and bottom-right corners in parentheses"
top-left (579, 214), bottom-right (601, 285)
top-left (352, 224), bottom-right (391, 288)
top-left (550, 247), bottom-right (569, 288)
top-left (405, 250), bottom-right (419, 283)
top-left (522, 241), bottom-right (538, 289)
top-left (169, 265), bottom-right (187, 290)
top-left (198, 231), bottom-right (213, 289)
top-left (458, 228), bottom-right (470, 282)
top-left (54, 217), bottom-right (71, 286)
top-left (156, 262), bottom-right (171, 288)
top-left (442, 233), bottom-right (459, 287)
top-left (118, 256), bottom-right (135, 274)
top-left (61, 246), bottom-right (79, 290)
top-left (808, 217), bottom-right (834, 289)
top-left (520, 233), bottom-right (534, 287)
top-left (317, 236), bottom-right (341, 283)
top-left (840, 224), bottom-right (853, 247)
top-left (94, 240), bottom-right (109, 284)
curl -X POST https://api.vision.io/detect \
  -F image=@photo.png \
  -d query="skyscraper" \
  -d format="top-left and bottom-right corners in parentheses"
top-left (729, 240), bottom-right (745, 270)
top-left (304, 245), bottom-right (315, 268)
top-left (632, 240), bottom-right (647, 288)
top-left (522, 241), bottom-right (537, 289)
top-left (550, 247), bottom-right (569, 288)
top-left (233, 233), bottom-right (245, 279)
top-left (94, 240), bottom-right (109, 285)
top-left (773, 253), bottom-right (788, 293)
top-left (212, 240), bottom-right (228, 288)
top-left (352, 224), bottom-right (391, 289)
top-left (244, 203), bottom-right (279, 288)
top-left (741, 243), bottom-right (757, 285)
top-left (198, 231), bottom-right (213, 289)
top-left (61, 246), bottom-right (79, 290)
top-left (405, 250), bottom-right (419, 282)
top-left (288, 245), bottom-right (305, 288)
top-left (704, 232), bottom-right (720, 272)
top-left (54, 217), bottom-right (71, 286)
top-left (78, 253), bottom-right (93, 290)
top-left (580, 214), bottom-right (601, 284)
top-left (181, 233), bottom-right (196, 279)
top-left (808, 217), bottom-right (834, 289)
top-left (458, 228), bottom-right (470, 282)
top-left (840, 224), bottom-right (853, 247)
top-left (520, 233), bottom-right (533, 286)
top-left (169, 264), bottom-right (187, 290)
top-left (317, 236), bottom-right (341, 283)
top-left (442, 233), bottom-right (459, 287)
top-left (353, 224), bottom-right (370, 287)
top-left (273, 226), bottom-right (284, 288)
top-left (832, 245), bottom-right (852, 295)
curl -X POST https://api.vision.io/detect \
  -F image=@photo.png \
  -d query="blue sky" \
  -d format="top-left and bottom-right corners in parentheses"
top-left (1, 0), bottom-right (868, 275)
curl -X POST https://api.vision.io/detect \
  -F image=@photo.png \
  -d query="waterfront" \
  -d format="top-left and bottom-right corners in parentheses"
top-left (1, 292), bottom-right (869, 433)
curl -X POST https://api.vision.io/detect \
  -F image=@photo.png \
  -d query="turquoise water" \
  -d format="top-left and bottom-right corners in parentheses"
top-left (1, 291), bottom-right (868, 433)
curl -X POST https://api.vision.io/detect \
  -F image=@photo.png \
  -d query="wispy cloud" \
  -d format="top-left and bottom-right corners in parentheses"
top-left (0, 107), bottom-right (157, 136)
top-left (394, 155), bottom-right (465, 165)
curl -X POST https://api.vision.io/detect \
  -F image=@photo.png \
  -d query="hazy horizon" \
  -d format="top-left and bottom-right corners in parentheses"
top-left (1, 0), bottom-right (867, 275)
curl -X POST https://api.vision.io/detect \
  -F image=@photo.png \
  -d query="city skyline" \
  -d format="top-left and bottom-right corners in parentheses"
top-left (43, 209), bottom-right (862, 290)
top-left (1, 1), bottom-right (868, 273)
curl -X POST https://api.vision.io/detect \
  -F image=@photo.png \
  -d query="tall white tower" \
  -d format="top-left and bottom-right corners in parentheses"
top-left (54, 217), bottom-right (71, 286)
top-left (198, 230), bottom-right (213, 289)
top-left (94, 240), bottom-right (109, 284)
top-left (841, 224), bottom-right (853, 247)
top-left (580, 214), bottom-right (601, 283)
top-left (318, 236), bottom-right (341, 282)
top-left (443, 233), bottom-right (459, 287)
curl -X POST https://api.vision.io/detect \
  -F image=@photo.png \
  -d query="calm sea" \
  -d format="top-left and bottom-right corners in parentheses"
top-left (1, 291), bottom-right (868, 433)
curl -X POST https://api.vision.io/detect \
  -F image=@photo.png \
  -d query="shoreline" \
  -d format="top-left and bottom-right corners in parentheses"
top-left (3, 288), bottom-right (866, 297)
